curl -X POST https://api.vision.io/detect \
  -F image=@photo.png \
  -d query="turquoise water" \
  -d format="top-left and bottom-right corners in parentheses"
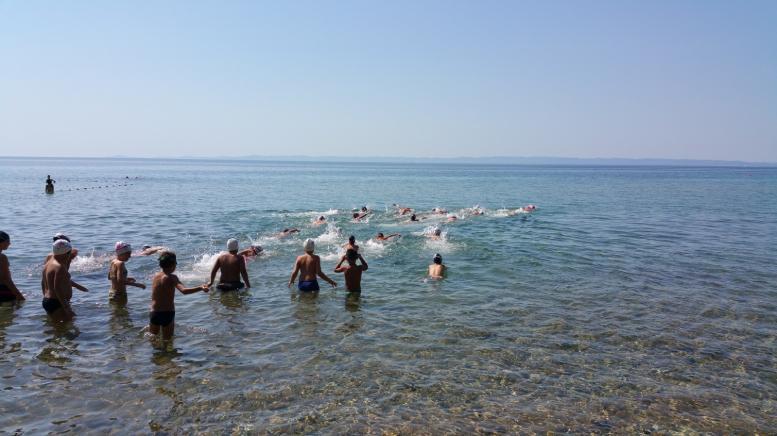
top-left (0, 158), bottom-right (775, 433)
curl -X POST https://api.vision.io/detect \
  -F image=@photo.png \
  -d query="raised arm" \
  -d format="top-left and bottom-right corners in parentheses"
top-left (0, 255), bottom-right (24, 300)
top-left (288, 257), bottom-right (301, 288)
top-left (334, 256), bottom-right (346, 273)
top-left (358, 254), bottom-right (368, 271)
top-left (240, 257), bottom-right (251, 288)
top-left (207, 257), bottom-right (221, 287)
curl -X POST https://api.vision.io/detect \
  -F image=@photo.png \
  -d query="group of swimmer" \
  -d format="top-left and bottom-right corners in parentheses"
top-left (0, 203), bottom-right (535, 347)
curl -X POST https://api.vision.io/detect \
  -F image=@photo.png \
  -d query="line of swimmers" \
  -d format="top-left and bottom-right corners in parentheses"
top-left (0, 231), bottom-right (447, 347)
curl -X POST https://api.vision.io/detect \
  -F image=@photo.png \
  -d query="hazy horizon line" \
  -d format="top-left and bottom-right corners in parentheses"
top-left (1, 154), bottom-right (775, 167)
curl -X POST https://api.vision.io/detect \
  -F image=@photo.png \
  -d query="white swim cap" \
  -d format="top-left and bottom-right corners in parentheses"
top-left (115, 241), bottom-right (132, 255)
top-left (53, 239), bottom-right (72, 255)
top-left (227, 238), bottom-right (239, 252)
top-left (53, 232), bottom-right (71, 242)
top-left (303, 238), bottom-right (315, 253)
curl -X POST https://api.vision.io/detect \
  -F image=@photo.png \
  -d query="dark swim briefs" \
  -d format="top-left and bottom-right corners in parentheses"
top-left (298, 280), bottom-right (320, 292)
top-left (216, 281), bottom-right (245, 291)
top-left (42, 297), bottom-right (62, 313)
top-left (0, 283), bottom-right (16, 302)
top-left (149, 311), bottom-right (175, 327)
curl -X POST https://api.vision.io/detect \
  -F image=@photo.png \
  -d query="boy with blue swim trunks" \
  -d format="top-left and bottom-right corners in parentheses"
top-left (288, 239), bottom-right (337, 292)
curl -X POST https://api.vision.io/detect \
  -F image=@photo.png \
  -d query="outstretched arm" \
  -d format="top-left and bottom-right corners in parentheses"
top-left (71, 280), bottom-right (89, 292)
top-left (316, 259), bottom-right (337, 287)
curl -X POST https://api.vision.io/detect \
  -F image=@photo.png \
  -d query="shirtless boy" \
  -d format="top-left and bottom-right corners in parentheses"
top-left (149, 251), bottom-right (208, 343)
top-left (428, 253), bottom-right (446, 279)
top-left (45, 233), bottom-right (88, 293)
top-left (108, 241), bottom-right (146, 302)
top-left (42, 240), bottom-right (76, 322)
top-left (208, 239), bottom-right (251, 291)
top-left (288, 239), bottom-right (337, 292)
top-left (0, 231), bottom-right (25, 302)
top-left (334, 249), bottom-right (368, 293)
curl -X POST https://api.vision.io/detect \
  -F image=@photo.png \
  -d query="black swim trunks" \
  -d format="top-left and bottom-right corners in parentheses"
top-left (42, 297), bottom-right (62, 314)
top-left (149, 311), bottom-right (175, 327)
top-left (216, 281), bottom-right (245, 291)
top-left (0, 283), bottom-right (16, 302)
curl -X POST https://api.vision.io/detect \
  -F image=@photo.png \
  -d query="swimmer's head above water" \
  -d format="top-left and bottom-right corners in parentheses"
top-left (53, 232), bottom-right (70, 242)
top-left (0, 231), bottom-right (9, 247)
top-left (158, 251), bottom-right (177, 271)
top-left (52, 239), bottom-right (72, 257)
top-left (433, 253), bottom-right (442, 264)
top-left (115, 241), bottom-right (132, 259)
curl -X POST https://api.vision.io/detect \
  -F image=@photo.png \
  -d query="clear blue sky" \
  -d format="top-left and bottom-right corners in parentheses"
top-left (1, 1), bottom-right (775, 161)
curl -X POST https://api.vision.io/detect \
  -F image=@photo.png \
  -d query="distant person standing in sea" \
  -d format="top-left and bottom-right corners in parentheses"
top-left (288, 239), bottom-right (337, 292)
top-left (42, 239), bottom-right (76, 322)
top-left (343, 235), bottom-right (360, 253)
top-left (0, 231), bottom-right (26, 303)
top-left (207, 239), bottom-right (251, 291)
top-left (45, 175), bottom-right (55, 194)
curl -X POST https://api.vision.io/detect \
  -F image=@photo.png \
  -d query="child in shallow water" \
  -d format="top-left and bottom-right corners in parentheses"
top-left (148, 251), bottom-right (208, 346)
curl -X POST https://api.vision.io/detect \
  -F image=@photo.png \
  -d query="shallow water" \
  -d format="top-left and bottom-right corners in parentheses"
top-left (1, 158), bottom-right (776, 433)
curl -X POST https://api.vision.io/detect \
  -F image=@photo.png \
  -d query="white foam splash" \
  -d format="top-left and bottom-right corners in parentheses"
top-left (313, 223), bottom-right (343, 244)
top-left (285, 208), bottom-right (339, 218)
top-left (69, 250), bottom-right (111, 273)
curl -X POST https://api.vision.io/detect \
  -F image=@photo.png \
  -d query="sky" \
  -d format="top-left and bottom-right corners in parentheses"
top-left (1, 1), bottom-right (776, 161)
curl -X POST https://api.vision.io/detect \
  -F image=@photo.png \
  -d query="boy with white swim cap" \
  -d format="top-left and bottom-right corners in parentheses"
top-left (428, 253), bottom-right (446, 279)
top-left (42, 239), bottom-right (76, 322)
top-left (108, 241), bottom-right (146, 302)
top-left (288, 239), bottom-right (336, 292)
top-left (44, 233), bottom-right (88, 293)
top-left (0, 231), bottom-right (26, 302)
top-left (208, 238), bottom-right (251, 291)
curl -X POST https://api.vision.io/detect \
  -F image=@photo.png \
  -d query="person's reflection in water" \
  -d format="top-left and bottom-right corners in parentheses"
top-left (0, 305), bottom-right (18, 351)
top-left (218, 288), bottom-right (248, 311)
top-left (291, 290), bottom-right (323, 336)
top-left (345, 292), bottom-right (361, 313)
top-left (38, 322), bottom-right (81, 367)
top-left (109, 299), bottom-right (134, 338)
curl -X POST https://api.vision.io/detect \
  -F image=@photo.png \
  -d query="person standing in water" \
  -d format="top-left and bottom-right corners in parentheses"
top-left (108, 241), bottom-right (146, 302)
top-left (44, 233), bottom-right (88, 293)
top-left (343, 235), bottom-right (360, 252)
top-left (0, 231), bottom-right (25, 303)
top-left (42, 239), bottom-right (76, 322)
top-left (334, 249), bottom-right (368, 293)
top-left (207, 239), bottom-right (251, 291)
top-left (288, 239), bottom-right (337, 292)
top-left (148, 251), bottom-right (209, 346)
top-left (428, 253), bottom-right (446, 279)
top-left (45, 175), bottom-right (55, 194)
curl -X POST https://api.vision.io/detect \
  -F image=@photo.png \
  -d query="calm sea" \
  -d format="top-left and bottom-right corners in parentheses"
top-left (0, 157), bottom-right (775, 433)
